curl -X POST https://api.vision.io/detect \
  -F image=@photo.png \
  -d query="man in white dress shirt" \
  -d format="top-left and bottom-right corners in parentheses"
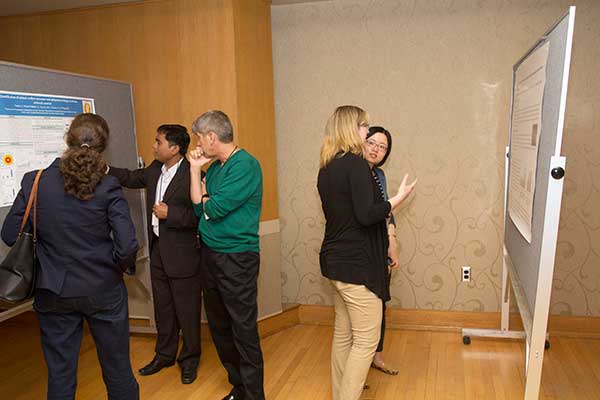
top-left (108, 125), bottom-right (202, 384)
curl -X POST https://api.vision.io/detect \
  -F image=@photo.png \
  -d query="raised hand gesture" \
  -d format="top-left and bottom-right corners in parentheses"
top-left (396, 174), bottom-right (417, 203)
top-left (188, 148), bottom-right (211, 171)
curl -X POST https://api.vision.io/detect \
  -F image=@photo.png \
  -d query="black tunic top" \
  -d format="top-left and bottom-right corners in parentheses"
top-left (317, 152), bottom-right (391, 301)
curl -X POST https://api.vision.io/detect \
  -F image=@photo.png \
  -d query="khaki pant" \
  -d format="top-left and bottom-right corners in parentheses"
top-left (330, 280), bottom-right (382, 400)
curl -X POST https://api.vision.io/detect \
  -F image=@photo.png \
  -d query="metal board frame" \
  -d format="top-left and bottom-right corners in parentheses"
top-left (0, 61), bottom-right (155, 333)
top-left (462, 6), bottom-right (575, 399)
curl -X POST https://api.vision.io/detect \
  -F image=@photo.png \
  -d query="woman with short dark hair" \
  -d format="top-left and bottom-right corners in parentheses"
top-left (364, 125), bottom-right (399, 376)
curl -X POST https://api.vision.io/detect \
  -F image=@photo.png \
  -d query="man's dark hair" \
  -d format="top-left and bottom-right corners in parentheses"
top-left (157, 124), bottom-right (190, 155)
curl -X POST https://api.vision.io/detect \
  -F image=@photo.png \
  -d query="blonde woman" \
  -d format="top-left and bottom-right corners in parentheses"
top-left (317, 105), bottom-right (416, 400)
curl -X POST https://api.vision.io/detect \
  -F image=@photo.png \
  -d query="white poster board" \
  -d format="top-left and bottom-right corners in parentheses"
top-left (0, 91), bottom-right (95, 207)
top-left (0, 62), bottom-right (153, 333)
top-left (462, 6), bottom-right (575, 400)
top-left (507, 43), bottom-right (549, 243)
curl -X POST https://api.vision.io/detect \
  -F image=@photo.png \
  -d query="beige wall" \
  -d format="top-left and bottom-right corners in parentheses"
top-left (272, 0), bottom-right (600, 316)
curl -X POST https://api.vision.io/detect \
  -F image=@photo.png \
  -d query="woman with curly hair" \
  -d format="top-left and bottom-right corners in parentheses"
top-left (1, 113), bottom-right (140, 400)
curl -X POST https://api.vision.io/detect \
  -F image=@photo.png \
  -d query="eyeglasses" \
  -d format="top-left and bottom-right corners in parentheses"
top-left (365, 139), bottom-right (388, 152)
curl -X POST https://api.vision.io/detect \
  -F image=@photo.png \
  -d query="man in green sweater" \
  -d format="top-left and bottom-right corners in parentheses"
top-left (188, 110), bottom-right (264, 400)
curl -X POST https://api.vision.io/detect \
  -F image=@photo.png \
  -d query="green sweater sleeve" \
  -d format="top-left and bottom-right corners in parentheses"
top-left (204, 158), bottom-right (260, 220)
top-left (193, 201), bottom-right (203, 218)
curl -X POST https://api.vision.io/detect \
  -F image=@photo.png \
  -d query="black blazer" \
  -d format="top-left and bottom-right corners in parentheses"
top-left (1, 159), bottom-right (139, 297)
top-left (109, 158), bottom-right (200, 278)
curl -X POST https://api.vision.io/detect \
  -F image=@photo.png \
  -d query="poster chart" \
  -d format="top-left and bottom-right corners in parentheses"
top-left (0, 90), bottom-right (95, 208)
top-left (507, 42), bottom-right (550, 243)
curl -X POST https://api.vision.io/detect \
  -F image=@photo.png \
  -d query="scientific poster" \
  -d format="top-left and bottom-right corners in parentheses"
top-left (0, 91), bottom-right (95, 207)
top-left (507, 42), bottom-right (550, 243)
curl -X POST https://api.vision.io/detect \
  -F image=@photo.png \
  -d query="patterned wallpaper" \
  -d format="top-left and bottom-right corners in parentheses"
top-left (271, 0), bottom-right (600, 316)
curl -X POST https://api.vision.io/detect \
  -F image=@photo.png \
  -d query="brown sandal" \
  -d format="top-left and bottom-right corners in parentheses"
top-left (371, 362), bottom-right (399, 375)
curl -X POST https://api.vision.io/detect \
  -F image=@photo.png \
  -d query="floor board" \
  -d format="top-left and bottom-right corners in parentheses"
top-left (1, 312), bottom-right (600, 399)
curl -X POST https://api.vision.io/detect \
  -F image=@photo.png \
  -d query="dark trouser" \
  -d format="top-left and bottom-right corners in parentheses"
top-left (150, 237), bottom-right (202, 368)
top-left (201, 247), bottom-right (265, 400)
top-left (33, 280), bottom-right (139, 400)
top-left (376, 301), bottom-right (386, 353)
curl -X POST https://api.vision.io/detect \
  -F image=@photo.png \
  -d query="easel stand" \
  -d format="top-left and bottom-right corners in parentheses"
top-left (461, 6), bottom-right (574, 399)
top-left (463, 153), bottom-right (565, 399)
top-left (462, 146), bottom-right (525, 344)
top-left (462, 148), bottom-right (554, 349)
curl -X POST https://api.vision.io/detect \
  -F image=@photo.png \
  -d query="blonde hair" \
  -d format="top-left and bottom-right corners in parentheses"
top-left (319, 105), bottom-right (368, 168)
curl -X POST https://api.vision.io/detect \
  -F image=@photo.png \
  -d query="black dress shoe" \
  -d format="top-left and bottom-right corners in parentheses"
top-left (181, 365), bottom-right (197, 384)
top-left (138, 357), bottom-right (175, 376)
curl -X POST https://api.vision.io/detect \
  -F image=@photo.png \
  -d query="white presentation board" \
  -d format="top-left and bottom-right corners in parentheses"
top-left (0, 61), bottom-right (155, 333)
top-left (0, 90), bottom-right (95, 207)
top-left (462, 7), bottom-right (575, 400)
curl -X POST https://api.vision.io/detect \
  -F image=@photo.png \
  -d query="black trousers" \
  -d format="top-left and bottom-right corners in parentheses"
top-left (150, 237), bottom-right (202, 367)
top-left (377, 271), bottom-right (392, 353)
top-left (201, 247), bottom-right (265, 400)
top-left (377, 301), bottom-right (386, 353)
top-left (34, 281), bottom-right (139, 400)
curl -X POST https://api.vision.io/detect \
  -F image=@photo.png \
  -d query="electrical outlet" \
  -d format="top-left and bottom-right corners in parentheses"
top-left (461, 266), bottom-right (471, 282)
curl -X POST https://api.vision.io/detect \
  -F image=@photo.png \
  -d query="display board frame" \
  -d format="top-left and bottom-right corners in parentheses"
top-left (462, 7), bottom-right (575, 399)
top-left (0, 61), bottom-right (155, 334)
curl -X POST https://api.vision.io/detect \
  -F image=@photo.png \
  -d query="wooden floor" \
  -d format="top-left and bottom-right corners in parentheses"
top-left (1, 312), bottom-right (600, 399)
